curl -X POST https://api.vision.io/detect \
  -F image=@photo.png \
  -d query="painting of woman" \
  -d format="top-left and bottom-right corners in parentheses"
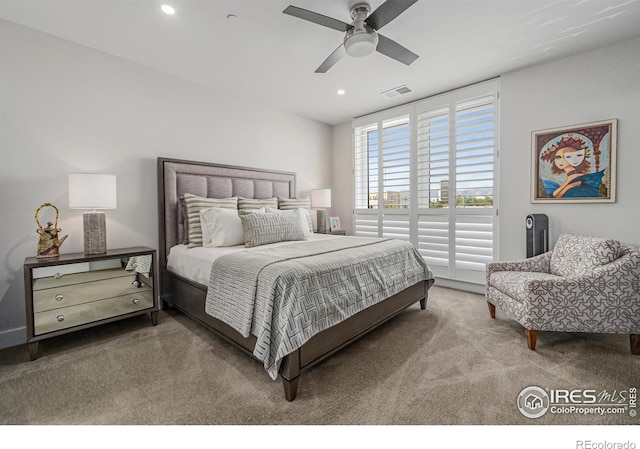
top-left (531, 120), bottom-right (616, 203)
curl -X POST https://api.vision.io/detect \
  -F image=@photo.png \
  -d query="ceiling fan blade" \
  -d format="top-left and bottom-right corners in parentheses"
top-left (315, 44), bottom-right (346, 73)
top-left (376, 34), bottom-right (419, 66)
top-left (283, 5), bottom-right (352, 32)
top-left (366, 0), bottom-right (419, 30)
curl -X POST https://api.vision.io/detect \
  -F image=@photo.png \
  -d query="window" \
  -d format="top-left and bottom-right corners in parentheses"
top-left (353, 79), bottom-right (499, 284)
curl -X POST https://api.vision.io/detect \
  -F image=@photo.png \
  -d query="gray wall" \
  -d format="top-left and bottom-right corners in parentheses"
top-left (332, 35), bottom-right (640, 272)
top-left (499, 35), bottom-right (640, 260)
top-left (0, 20), bottom-right (332, 349)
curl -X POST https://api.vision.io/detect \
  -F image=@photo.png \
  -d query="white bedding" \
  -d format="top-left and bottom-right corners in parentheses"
top-left (167, 233), bottom-right (340, 285)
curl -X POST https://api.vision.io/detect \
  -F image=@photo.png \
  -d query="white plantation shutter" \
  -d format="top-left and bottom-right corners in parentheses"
top-left (417, 213), bottom-right (449, 268)
top-left (354, 123), bottom-right (378, 236)
top-left (354, 214), bottom-right (378, 237)
top-left (381, 117), bottom-right (411, 210)
top-left (354, 123), bottom-right (376, 210)
top-left (353, 79), bottom-right (498, 285)
top-left (455, 96), bottom-right (495, 207)
top-left (455, 214), bottom-right (494, 270)
top-left (452, 90), bottom-right (497, 283)
top-left (353, 109), bottom-right (412, 238)
top-left (417, 105), bottom-right (450, 208)
top-left (382, 212), bottom-right (411, 241)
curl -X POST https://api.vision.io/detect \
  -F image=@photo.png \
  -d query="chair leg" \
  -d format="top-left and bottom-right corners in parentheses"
top-left (525, 329), bottom-right (538, 351)
top-left (631, 334), bottom-right (640, 355)
top-left (487, 302), bottom-right (496, 319)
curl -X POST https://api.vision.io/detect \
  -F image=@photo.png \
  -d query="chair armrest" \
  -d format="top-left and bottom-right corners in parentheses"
top-left (486, 251), bottom-right (552, 287)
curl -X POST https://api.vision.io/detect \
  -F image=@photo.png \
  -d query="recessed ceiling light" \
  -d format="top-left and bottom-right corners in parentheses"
top-left (227, 14), bottom-right (239, 22)
top-left (161, 4), bottom-right (175, 15)
top-left (337, 89), bottom-right (346, 95)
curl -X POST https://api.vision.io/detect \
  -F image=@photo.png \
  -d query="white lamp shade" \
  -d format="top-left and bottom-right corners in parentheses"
top-left (69, 174), bottom-right (117, 209)
top-left (311, 189), bottom-right (332, 208)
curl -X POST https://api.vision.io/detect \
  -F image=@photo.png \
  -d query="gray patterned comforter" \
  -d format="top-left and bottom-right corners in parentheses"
top-left (204, 237), bottom-right (434, 379)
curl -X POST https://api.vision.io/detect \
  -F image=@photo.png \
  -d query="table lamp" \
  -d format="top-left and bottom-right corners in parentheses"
top-left (311, 188), bottom-right (331, 233)
top-left (69, 174), bottom-right (117, 255)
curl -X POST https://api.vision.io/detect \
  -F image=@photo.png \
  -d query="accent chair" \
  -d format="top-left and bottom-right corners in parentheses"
top-left (485, 233), bottom-right (640, 354)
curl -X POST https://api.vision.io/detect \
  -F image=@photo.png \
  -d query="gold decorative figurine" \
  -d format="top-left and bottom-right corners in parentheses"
top-left (35, 203), bottom-right (68, 258)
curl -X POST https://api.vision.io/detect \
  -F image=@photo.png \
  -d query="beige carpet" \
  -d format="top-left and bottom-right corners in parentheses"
top-left (0, 286), bottom-right (637, 425)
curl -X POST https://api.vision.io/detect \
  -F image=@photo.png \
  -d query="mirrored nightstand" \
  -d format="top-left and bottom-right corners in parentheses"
top-left (23, 247), bottom-right (158, 360)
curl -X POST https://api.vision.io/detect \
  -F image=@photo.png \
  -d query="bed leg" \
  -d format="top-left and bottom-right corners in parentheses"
top-left (419, 298), bottom-right (427, 310)
top-left (280, 349), bottom-right (301, 401)
top-left (283, 377), bottom-right (299, 402)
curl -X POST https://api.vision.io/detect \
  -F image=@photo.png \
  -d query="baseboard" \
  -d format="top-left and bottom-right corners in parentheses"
top-left (0, 326), bottom-right (26, 350)
top-left (434, 277), bottom-right (486, 295)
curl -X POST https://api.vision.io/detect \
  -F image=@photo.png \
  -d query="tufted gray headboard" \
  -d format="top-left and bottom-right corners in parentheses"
top-left (157, 157), bottom-right (296, 270)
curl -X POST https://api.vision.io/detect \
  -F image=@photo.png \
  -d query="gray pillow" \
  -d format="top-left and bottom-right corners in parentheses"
top-left (239, 210), bottom-right (306, 248)
top-left (550, 233), bottom-right (621, 277)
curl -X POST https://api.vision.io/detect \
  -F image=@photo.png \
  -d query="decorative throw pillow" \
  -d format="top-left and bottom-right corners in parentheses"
top-left (239, 210), bottom-right (306, 248)
top-left (265, 206), bottom-right (311, 237)
top-left (183, 193), bottom-right (238, 248)
top-left (277, 196), bottom-right (313, 233)
top-left (238, 197), bottom-right (278, 210)
top-left (550, 233), bottom-right (621, 277)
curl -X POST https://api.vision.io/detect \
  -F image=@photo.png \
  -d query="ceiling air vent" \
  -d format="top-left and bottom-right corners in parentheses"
top-left (381, 85), bottom-right (412, 98)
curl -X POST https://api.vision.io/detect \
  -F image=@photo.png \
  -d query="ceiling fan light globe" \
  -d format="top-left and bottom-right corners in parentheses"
top-left (344, 32), bottom-right (378, 57)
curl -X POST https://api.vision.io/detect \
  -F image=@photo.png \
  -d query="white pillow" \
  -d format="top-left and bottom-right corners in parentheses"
top-left (200, 207), bottom-right (266, 247)
top-left (265, 206), bottom-right (310, 237)
top-left (200, 208), bottom-right (244, 247)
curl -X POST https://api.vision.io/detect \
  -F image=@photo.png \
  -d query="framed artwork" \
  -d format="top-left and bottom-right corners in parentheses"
top-left (531, 119), bottom-right (617, 203)
top-left (330, 216), bottom-right (341, 231)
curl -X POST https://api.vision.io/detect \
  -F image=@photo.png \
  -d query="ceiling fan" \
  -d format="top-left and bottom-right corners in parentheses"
top-left (283, 1), bottom-right (419, 73)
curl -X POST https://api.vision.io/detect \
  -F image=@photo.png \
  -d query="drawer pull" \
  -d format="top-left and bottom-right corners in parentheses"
top-left (55, 294), bottom-right (64, 301)
top-left (131, 280), bottom-right (141, 288)
top-left (54, 273), bottom-right (63, 279)
top-left (132, 298), bottom-right (139, 305)
top-left (56, 315), bottom-right (64, 322)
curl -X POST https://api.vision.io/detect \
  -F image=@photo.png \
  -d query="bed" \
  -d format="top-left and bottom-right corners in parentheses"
top-left (157, 157), bottom-right (435, 401)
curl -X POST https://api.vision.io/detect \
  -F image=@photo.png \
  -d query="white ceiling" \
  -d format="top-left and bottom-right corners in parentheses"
top-left (1, 0), bottom-right (639, 125)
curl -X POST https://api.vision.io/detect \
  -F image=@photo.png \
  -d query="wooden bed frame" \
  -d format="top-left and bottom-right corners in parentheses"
top-left (157, 157), bottom-right (433, 401)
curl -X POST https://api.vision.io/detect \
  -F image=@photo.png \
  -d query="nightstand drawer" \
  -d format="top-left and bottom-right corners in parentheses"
top-left (32, 266), bottom-right (129, 290)
top-left (34, 290), bottom-right (154, 335)
top-left (33, 272), bottom-right (150, 313)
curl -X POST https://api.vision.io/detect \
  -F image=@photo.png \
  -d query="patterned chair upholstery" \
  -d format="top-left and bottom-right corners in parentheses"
top-left (486, 233), bottom-right (640, 354)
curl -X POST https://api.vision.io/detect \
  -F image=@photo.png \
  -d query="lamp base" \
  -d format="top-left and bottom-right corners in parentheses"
top-left (83, 211), bottom-right (107, 255)
top-left (317, 209), bottom-right (328, 234)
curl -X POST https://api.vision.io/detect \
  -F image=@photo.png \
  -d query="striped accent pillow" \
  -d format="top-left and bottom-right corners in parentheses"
top-left (183, 193), bottom-right (238, 248)
top-left (239, 210), bottom-right (306, 248)
top-left (238, 197), bottom-right (278, 210)
top-left (278, 197), bottom-right (313, 233)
